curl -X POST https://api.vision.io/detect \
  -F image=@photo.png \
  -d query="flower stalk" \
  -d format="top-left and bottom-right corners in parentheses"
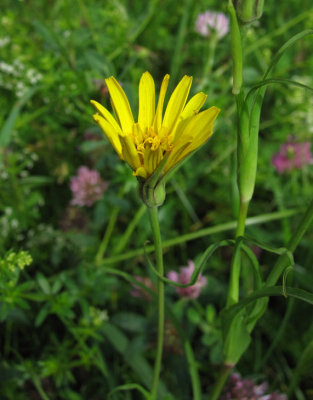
top-left (228, 0), bottom-right (243, 95)
top-left (147, 206), bottom-right (165, 400)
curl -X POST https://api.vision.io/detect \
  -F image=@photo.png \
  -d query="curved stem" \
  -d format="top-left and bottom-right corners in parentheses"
top-left (112, 203), bottom-right (146, 255)
top-left (266, 196), bottom-right (313, 286)
top-left (148, 206), bottom-right (165, 400)
top-left (102, 208), bottom-right (302, 265)
top-left (95, 205), bottom-right (119, 265)
top-left (95, 187), bottom-right (124, 264)
top-left (210, 365), bottom-right (232, 400)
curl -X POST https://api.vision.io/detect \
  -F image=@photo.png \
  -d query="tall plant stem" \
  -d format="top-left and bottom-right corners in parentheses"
top-left (148, 206), bottom-right (165, 400)
top-left (95, 205), bottom-right (119, 265)
top-left (95, 187), bottom-right (124, 265)
top-left (210, 365), bottom-right (232, 400)
top-left (236, 200), bottom-right (249, 237)
top-left (112, 203), bottom-right (146, 255)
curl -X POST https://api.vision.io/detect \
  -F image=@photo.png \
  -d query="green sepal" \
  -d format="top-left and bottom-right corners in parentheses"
top-left (138, 154), bottom-right (169, 208)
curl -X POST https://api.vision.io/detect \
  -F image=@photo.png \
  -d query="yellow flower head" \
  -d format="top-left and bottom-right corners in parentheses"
top-left (91, 72), bottom-right (220, 180)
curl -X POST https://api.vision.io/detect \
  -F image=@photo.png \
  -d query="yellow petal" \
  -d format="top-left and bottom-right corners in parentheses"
top-left (90, 100), bottom-right (122, 134)
top-left (119, 134), bottom-right (142, 171)
top-left (162, 75), bottom-right (192, 133)
top-left (93, 114), bottom-right (122, 156)
top-left (165, 106), bottom-right (220, 172)
top-left (164, 141), bottom-right (192, 173)
top-left (105, 77), bottom-right (134, 133)
top-left (138, 72), bottom-right (155, 132)
top-left (134, 166), bottom-right (148, 179)
top-left (180, 92), bottom-right (207, 120)
top-left (143, 146), bottom-right (163, 176)
top-left (153, 74), bottom-right (169, 132)
top-left (187, 106), bottom-right (220, 151)
top-left (175, 106), bottom-right (220, 145)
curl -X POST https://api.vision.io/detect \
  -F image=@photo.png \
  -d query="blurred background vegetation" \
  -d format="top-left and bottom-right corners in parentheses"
top-left (0, 0), bottom-right (313, 399)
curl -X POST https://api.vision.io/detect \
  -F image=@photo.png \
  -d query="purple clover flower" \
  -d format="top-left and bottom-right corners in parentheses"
top-left (195, 11), bottom-right (229, 39)
top-left (221, 373), bottom-right (287, 400)
top-left (272, 140), bottom-right (312, 173)
top-left (167, 260), bottom-right (207, 299)
top-left (70, 166), bottom-right (108, 207)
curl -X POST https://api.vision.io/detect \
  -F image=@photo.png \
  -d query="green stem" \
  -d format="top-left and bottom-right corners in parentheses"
top-left (169, 0), bottom-right (193, 88)
top-left (210, 365), bottom-right (232, 400)
top-left (236, 200), bottom-right (249, 237)
top-left (228, 0), bottom-right (243, 94)
top-left (245, 9), bottom-right (313, 55)
top-left (266, 197), bottom-right (313, 286)
top-left (148, 206), bottom-right (165, 400)
top-left (31, 373), bottom-right (51, 400)
top-left (226, 200), bottom-right (249, 306)
top-left (102, 208), bottom-right (303, 265)
top-left (95, 205), bottom-right (120, 265)
top-left (171, 179), bottom-right (199, 223)
top-left (256, 297), bottom-right (295, 371)
top-left (197, 36), bottom-right (218, 90)
top-left (112, 203), bottom-right (146, 255)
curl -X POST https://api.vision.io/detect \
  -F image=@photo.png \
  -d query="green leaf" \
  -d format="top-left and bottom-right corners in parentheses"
top-left (112, 312), bottom-right (148, 333)
top-left (19, 176), bottom-right (54, 186)
top-left (221, 308), bottom-right (251, 365)
top-left (108, 383), bottom-right (151, 400)
top-left (0, 87), bottom-right (38, 152)
top-left (263, 29), bottom-right (313, 80)
top-left (147, 239), bottom-right (234, 287)
top-left (35, 304), bottom-right (50, 327)
top-left (246, 78), bottom-right (313, 100)
top-left (221, 285), bottom-right (313, 365)
top-left (36, 273), bottom-right (51, 295)
top-left (102, 322), bottom-right (170, 398)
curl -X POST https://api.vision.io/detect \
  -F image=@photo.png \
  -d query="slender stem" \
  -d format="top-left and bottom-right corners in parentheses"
top-left (169, 0), bottom-right (193, 88)
top-left (148, 206), bottom-right (165, 400)
top-left (112, 203), bottom-right (146, 255)
top-left (95, 187), bottom-right (124, 264)
top-left (236, 200), bottom-right (249, 237)
top-left (102, 208), bottom-right (303, 265)
top-left (197, 36), bottom-right (217, 90)
top-left (171, 179), bottom-right (200, 223)
top-left (256, 297), bottom-right (295, 371)
top-left (226, 239), bottom-right (243, 307)
top-left (266, 196), bottom-right (313, 286)
top-left (210, 365), bottom-right (232, 400)
top-left (31, 373), bottom-right (51, 400)
top-left (184, 341), bottom-right (202, 400)
top-left (95, 206), bottom-right (120, 265)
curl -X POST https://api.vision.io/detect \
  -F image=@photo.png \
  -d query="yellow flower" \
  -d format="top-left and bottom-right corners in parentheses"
top-left (91, 72), bottom-right (220, 180)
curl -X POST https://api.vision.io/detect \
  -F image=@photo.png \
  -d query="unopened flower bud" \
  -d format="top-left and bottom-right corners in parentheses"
top-left (235, 0), bottom-right (264, 24)
top-left (140, 179), bottom-right (166, 208)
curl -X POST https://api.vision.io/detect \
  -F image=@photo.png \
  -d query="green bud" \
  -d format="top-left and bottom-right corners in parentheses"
top-left (138, 153), bottom-right (169, 208)
top-left (235, 0), bottom-right (264, 24)
top-left (140, 179), bottom-right (166, 208)
top-left (228, 0), bottom-right (243, 95)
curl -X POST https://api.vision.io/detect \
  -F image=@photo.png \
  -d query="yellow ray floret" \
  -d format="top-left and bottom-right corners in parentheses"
top-left (91, 72), bottom-right (220, 180)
